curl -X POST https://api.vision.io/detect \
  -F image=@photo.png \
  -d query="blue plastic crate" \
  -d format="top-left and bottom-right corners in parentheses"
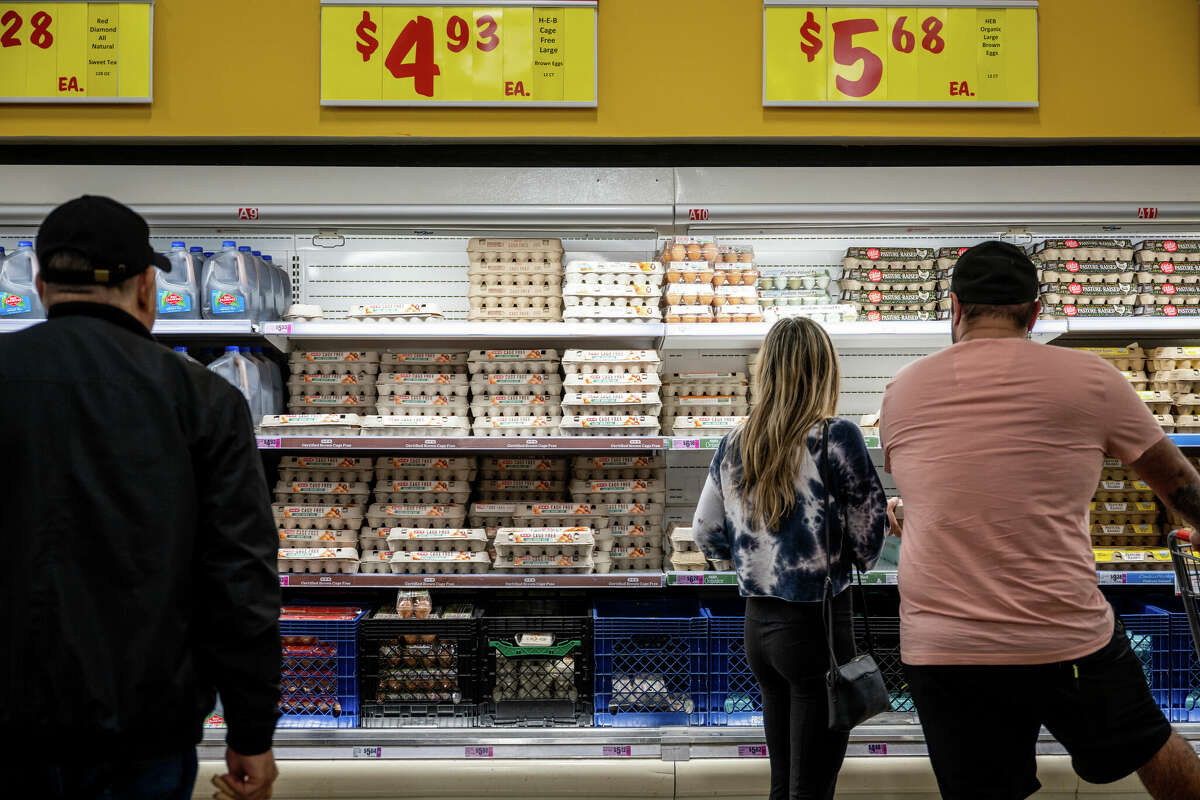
top-left (593, 598), bottom-right (707, 727)
top-left (702, 598), bottom-right (762, 727)
top-left (279, 606), bottom-right (367, 729)
top-left (1103, 599), bottom-right (1172, 718)
top-left (1166, 610), bottom-right (1200, 722)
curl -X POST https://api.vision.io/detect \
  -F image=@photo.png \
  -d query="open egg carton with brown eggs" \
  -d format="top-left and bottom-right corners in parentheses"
top-left (374, 456), bottom-right (478, 483)
top-left (467, 238), bottom-right (564, 322)
top-left (570, 477), bottom-right (666, 505)
top-left (388, 551), bottom-right (492, 574)
top-left (278, 528), bottom-right (359, 549)
top-left (289, 351), bottom-right (382, 376)
top-left (373, 480), bottom-right (473, 505)
top-left (360, 415), bottom-right (471, 437)
top-left (475, 479), bottom-right (567, 502)
top-left (840, 288), bottom-right (952, 317)
top-left (278, 457), bottom-right (375, 484)
top-left (274, 481), bottom-right (371, 506)
top-left (273, 504), bottom-right (364, 531)
top-left (347, 303), bottom-right (445, 323)
top-left (277, 547), bottom-right (361, 574)
top-left (383, 528), bottom-right (490, 553)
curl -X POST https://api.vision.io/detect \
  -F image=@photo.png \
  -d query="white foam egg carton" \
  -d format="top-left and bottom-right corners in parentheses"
top-left (380, 352), bottom-right (469, 372)
top-left (479, 457), bottom-right (568, 478)
top-left (662, 374), bottom-right (748, 397)
top-left (279, 457), bottom-right (375, 483)
top-left (564, 306), bottom-right (663, 323)
top-left (663, 284), bottom-right (715, 305)
top-left (468, 307), bottom-right (562, 323)
top-left (562, 349), bottom-right (662, 376)
top-left (375, 396), bottom-right (470, 417)
top-left (672, 416), bottom-right (748, 435)
top-left (375, 373), bottom-right (469, 397)
top-left (839, 275), bottom-right (945, 293)
top-left (472, 417), bottom-right (562, 436)
top-left (559, 415), bottom-right (661, 437)
top-left (259, 414), bottom-right (363, 436)
top-left (278, 529), bottom-right (359, 548)
top-left (347, 303), bottom-right (444, 322)
top-left (468, 350), bottom-right (560, 373)
top-left (467, 236), bottom-right (563, 262)
top-left (565, 260), bottom-right (664, 284)
top-left (289, 352), bottom-right (381, 375)
top-left (366, 503), bottom-right (468, 529)
top-left (273, 481), bottom-right (371, 505)
top-left (359, 551), bottom-right (395, 573)
top-left (375, 457), bottom-right (478, 482)
top-left (561, 392), bottom-right (662, 417)
top-left (373, 480), bottom-right (473, 504)
top-left (470, 396), bottom-right (560, 418)
top-left (760, 304), bottom-right (857, 324)
top-left (288, 373), bottom-right (377, 390)
top-left (468, 296), bottom-right (564, 312)
top-left (468, 503), bottom-right (521, 529)
top-left (1035, 240), bottom-right (1135, 261)
top-left (272, 504), bottom-right (364, 530)
top-left (384, 528), bottom-right (489, 553)
top-left (494, 527), bottom-right (595, 558)
top-left (277, 548), bottom-right (360, 574)
top-left (388, 551), bottom-right (492, 574)
top-left (570, 479), bottom-right (665, 504)
top-left (360, 416), bottom-right (471, 436)
top-left (491, 553), bottom-right (595, 574)
top-left (475, 479), bottom-right (567, 501)
top-left (282, 304), bottom-right (325, 322)
top-left (662, 396), bottom-right (749, 417)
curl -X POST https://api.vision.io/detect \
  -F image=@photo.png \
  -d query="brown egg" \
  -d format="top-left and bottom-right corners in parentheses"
top-left (701, 243), bottom-right (719, 262)
top-left (722, 248), bottom-right (738, 263)
top-left (739, 250), bottom-right (754, 263)
top-left (712, 272), bottom-right (727, 287)
top-left (686, 243), bottom-right (702, 260)
top-left (660, 249), bottom-right (673, 264)
top-left (666, 268), bottom-right (681, 283)
top-left (740, 269), bottom-right (758, 285)
top-left (716, 312), bottom-right (732, 323)
top-left (699, 269), bottom-right (714, 283)
top-left (671, 244), bottom-right (686, 262)
top-left (682, 312), bottom-right (698, 323)
top-left (667, 311), bottom-right (681, 323)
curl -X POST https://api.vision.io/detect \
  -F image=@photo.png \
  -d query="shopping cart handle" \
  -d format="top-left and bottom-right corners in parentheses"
top-left (1173, 529), bottom-right (1194, 543)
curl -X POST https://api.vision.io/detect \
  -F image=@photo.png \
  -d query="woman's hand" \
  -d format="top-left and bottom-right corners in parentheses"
top-left (887, 497), bottom-right (904, 538)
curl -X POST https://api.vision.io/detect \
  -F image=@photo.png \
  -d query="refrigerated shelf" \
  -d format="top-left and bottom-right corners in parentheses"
top-left (279, 572), bottom-right (666, 589)
top-left (256, 436), bottom-right (666, 451)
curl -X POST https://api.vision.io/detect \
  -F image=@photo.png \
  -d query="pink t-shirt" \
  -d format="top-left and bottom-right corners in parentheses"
top-left (881, 338), bottom-right (1165, 665)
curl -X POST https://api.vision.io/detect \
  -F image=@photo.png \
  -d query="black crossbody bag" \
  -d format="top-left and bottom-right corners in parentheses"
top-left (820, 419), bottom-right (890, 732)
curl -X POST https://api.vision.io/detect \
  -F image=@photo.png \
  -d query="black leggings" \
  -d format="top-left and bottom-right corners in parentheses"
top-left (744, 591), bottom-right (855, 800)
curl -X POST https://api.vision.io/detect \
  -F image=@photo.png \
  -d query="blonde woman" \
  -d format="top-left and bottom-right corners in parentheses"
top-left (693, 317), bottom-right (888, 800)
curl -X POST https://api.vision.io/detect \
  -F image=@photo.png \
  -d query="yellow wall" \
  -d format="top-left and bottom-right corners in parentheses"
top-left (0, 0), bottom-right (1196, 140)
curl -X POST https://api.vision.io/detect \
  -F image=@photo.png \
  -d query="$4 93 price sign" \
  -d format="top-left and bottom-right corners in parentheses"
top-left (762, 2), bottom-right (1038, 107)
top-left (320, 1), bottom-right (597, 107)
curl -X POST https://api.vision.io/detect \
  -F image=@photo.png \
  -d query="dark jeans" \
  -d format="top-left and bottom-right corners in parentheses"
top-left (18, 748), bottom-right (198, 799)
top-left (745, 591), bottom-right (855, 800)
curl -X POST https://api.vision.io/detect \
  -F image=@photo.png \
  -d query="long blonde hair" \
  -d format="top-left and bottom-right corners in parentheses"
top-left (733, 317), bottom-right (841, 530)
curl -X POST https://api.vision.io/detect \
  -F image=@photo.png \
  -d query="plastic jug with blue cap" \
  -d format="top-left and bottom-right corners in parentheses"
top-left (172, 345), bottom-right (203, 367)
top-left (250, 346), bottom-right (284, 414)
top-left (208, 345), bottom-right (264, 422)
top-left (0, 240), bottom-right (45, 319)
top-left (252, 250), bottom-right (278, 319)
top-left (238, 245), bottom-right (266, 321)
top-left (201, 241), bottom-right (254, 320)
top-left (156, 241), bottom-right (201, 319)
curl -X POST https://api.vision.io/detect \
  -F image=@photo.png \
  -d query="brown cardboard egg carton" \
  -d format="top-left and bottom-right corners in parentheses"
top-left (278, 529), bottom-right (359, 548)
top-left (375, 396), bottom-right (469, 417)
top-left (470, 377), bottom-right (563, 398)
top-left (478, 457), bottom-right (569, 479)
top-left (365, 503), bottom-right (468, 530)
top-left (569, 478), bottom-right (665, 505)
top-left (935, 247), bottom-right (970, 271)
top-left (1118, 371), bottom-right (1149, 391)
top-left (277, 548), bottom-right (360, 574)
top-left (468, 236), bottom-right (562, 264)
top-left (1156, 414), bottom-right (1176, 433)
top-left (388, 551), bottom-right (492, 574)
top-left (561, 392), bottom-right (663, 417)
top-left (1093, 480), bottom-right (1155, 503)
top-left (273, 481), bottom-right (371, 505)
top-left (1149, 371), bottom-right (1200, 395)
top-left (1100, 460), bottom-right (1136, 483)
top-left (272, 504), bottom-right (364, 530)
top-left (841, 289), bottom-right (952, 312)
top-left (1142, 390), bottom-right (1184, 412)
top-left (379, 352), bottom-right (469, 373)
top-left (1039, 262), bottom-right (1138, 284)
top-left (1033, 239), bottom-right (1135, 261)
top-left (1149, 348), bottom-right (1200, 370)
top-left (468, 295), bottom-right (563, 311)
top-left (468, 282), bottom-right (562, 299)
top-left (840, 274), bottom-right (949, 293)
top-left (1136, 240), bottom-right (1200, 263)
top-left (373, 480), bottom-right (473, 505)
top-left (1136, 304), bottom-right (1200, 318)
top-left (603, 524), bottom-right (665, 549)
top-left (1094, 547), bottom-right (1172, 571)
top-left (1089, 502), bottom-right (1159, 526)
top-left (1177, 414), bottom-right (1200, 433)
top-left (475, 479), bottom-right (567, 502)
top-left (841, 247), bottom-right (936, 271)
top-left (510, 502), bottom-right (607, 527)
top-left (467, 503), bottom-right (521, 530)
top-left (607, 546), bottom-right (664, 572)
top-left (375, 457), bottom-right (477, 483)
top-left (1075, 345), bottom-right (1145, 371)
top-left (279, 457), bottom-right (375, 484)
top-left (384, 528), bottom-right (489, 553)
top-left (563, 306), bottom-right (663, 323)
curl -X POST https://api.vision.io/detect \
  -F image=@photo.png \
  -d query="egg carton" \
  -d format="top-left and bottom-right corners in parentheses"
top-left (661, 374), bottom-right (749, 398)
top-left (373, 480), bottom-right (473, 504)
top-left (572, 467), bottom-right (665, 482)
top-left (561, 392), bottom-right (663, 416)
top-left (1150, 370), bottom-right (1200, 394)
top-left (664, 306), bottom-right (714, 323)
top-left (608, 547), bottom-right (664, 572)
top-left (1141, 391), bottom-right (1181, 414)
top-left (471, 417), bottom-right (562, 436)
top-left (559, 415), bottom-right (661, 437)
top-left (467, 236), bottom-right (563, 263)
top-left (289, 353), bottom-right (381, 376)
top-left (664, 262), bottom-right (717, 284)
top-left (375, 457), bottom-right (478, 483)
top-left (564, 261), bottom-right (664, 284)
top-left (570, 478), bottom-right (665, 504)
top-left (493, 527), bottom-right (595, 558)
top-left (1094, 480), bottom-right (1155, 503)
top-left (1040, 283), bottom-right (1137, 305)
top-left (375, 373), bottom-right (470, 397)
top-left (1136, 240), bottom-right (1200, 263)
top-left (467, 272), bottom-right (563, 294)
top-left (762, 307), bottom-right (856, 326)
top-left (388, 551), bottom-right (492, 574)
top-left (468, 503), bottom-right (521, 529)
top-left (358, 529), bottom-right (395, 552)
top-left (714, 307), bottom-right (767, 325)
top-left (348, 303), bottom-right (444, 322)
top-left (1091, 523), bottom-right (1160, 539)
top-left (470, 396), bottom-right (560, 418)
top-left (860, 309), bottom-right (948, 322)
top-left (932, 247), bottom-right (969, 271)
top-left (561, 373), bottom-right (661, 395)
top-left (756, 290), bottom-right (836, 307)
top-left (1038, 263), bottom-right (1138, 284)
top-left (1089, 502), bottom-right (1160, 526)
top-left (279, 457), bottom-right (375, 483)
top-left (839, 266), bottom-right (946, 291)
top-left (278, 529), bottom-right (359, 548)
top-left (662, 396), bottom-right (749, 417)
top-left (711, 265), bottom-right (761, 287)
top-left (359, 551), bottom-right (395, 573)
top-left (288, 394), bottom-right (376, 414)
top-left (594, 502), bottom-right (665, 523)
top-left (380, 352), bottom-right (469, 372)
top-left (273, 481), bottom-right (372, 504)
top-left (1138, 288), bottom-right (1200, 307)
top-left (468, 283), bottom-right (562, 302)
top-left (1156, 414), bottom-right (1177, 433)
top-left (1118, 371), bottom-right (1150, 391)
top-left (564, 307), bottom-right (663, 323)
top-left (510, 502), bottom-right (607, 526)
top-left (277, 548), bottom-right (360, 574)
top-left (563, 282), bottom-right (662, 304)
top-left (468, 296), bottom-right (564, 313)
top-left (479, 457), bottom-right (569, 479)
top-left (491, 553), bottom-right (595, 574)
top-left (1175, 394), bottom-right (1200, 413)
top-left (471, 381), bottom-right (563, 403)
top-left (475, 479), bottom-right (567, 502)
top-left (468, 350), bottom-right (560, 373)
top-left (714, 286), bottom-right (759, 305)
top-left (383, 528), bottom-right (489, 553)
top-left (1034, 239), bottom-right (1135, 261)
top-left (757, 270), bottom-right (832, 292)
top-left (571, 454), bottom-right (663, 472)
top-left (661, 238), bottom-right (723, 264)
top-left (668, 550), bottom-right (708, 571)
top-left (1076, 345), bottom-right (1146, 371)
top-left (604, 522), bottom-right (665, 544)
top-left (360, 416), bottom-right (471, 436)
top-left (842, 247), bottom-right (936, 271)
top-left (259, 414), bottom-right (363, 436)
top-left (288, 373), bottom-right (377, 390)
top-left (272, 504), bottom-right (365, 530)
top-left (663, 284), bottom-right (715, 305)
top-left (366, 503), bottom-right (468, 529)
top-left (562, 350), bottom-right (662, 375)
top-left (841, 290), bottom-right (952, 312)
top-left (1139, 263), bottom-right (1200, 284)
top-left (282, 304), bottom-right (325, 322)
top-left (1136, 305), bottom-right (1200, 318)
top-left (374, 396), bottom-right (469, 417)
top-left (1178, 415), bottom-right (1200, 433)
top-left (468, 307), bottom-right (563, 323)
top-left (671, 416), bottom-right (748, 435)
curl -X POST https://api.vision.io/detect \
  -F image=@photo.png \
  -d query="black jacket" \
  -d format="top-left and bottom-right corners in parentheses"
top-left (1, 302), bottom-right (280, 757)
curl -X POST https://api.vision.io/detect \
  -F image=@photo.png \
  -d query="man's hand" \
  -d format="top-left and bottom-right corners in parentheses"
top-left (213, 748), bottom-right (278, 800)
top-left (887, 497), bottom-right (903, 538)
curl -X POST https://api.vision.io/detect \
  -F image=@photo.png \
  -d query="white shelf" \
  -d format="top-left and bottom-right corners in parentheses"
top-left (267, 321), bottom-right (664, 347)
top-left (257, 435), bottom-right (664, 451)
top-left (1065, 317), bottom-right (1200, 334)
top-left (280, 572), bottom-right (664, 589)
top-left (663, 321), bottom-right (1069, 350)
top-left (0, 319), bottom-right (259, 335)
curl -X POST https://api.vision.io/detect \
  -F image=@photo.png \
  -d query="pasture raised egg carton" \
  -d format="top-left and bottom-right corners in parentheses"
top-left (841, 246), bottom-right (936, 271)
top-left (561, 391), bottom-right (663, 416)
top-left (562, 349), bottom-right (662, 375)
top-left (273, 481), bottom-right (371, 505)
top-left (471, 416), bottom-right (562, 436)
top-left (373, 480), bottom-right (472, 504)
top-left (470, 395), bottom-right (559, 418)
top-left (384, 528), bottom-right (489, 553)
top-left (277, 548), bottom-right (360, 574)
top-left (468, 349), bottom-right (559, 375)
top-left (272, 504), bottom-right (364, 531)
top-left (478, 456), bottom-right (568, 479)
top-left (840, 289), bottom-right (952, 314)
top-left (347, 303), bottom-right (444, 322)
top-left (365, 503), bottom-right (468, 530)
top-left (374, 456), bottom-right (477, 482)
top-left (1038, 262), bottom-right (1139, 285)
top-left (278, 529), bottom-right (359, 548)
top-left (388, 551), bottom-right (492, 574)
top-left (1139, 261), bottom-right (1200, 286)
top-left (1033, 239), bottom-right (1136, 262)
top-left (380, 352), bottom-right (469, 373)
top-left (289, 352), bottom-right (381, 375)
top-left (279, 457), bottom-right (375, 483)
top-left (475, 479), bottom-right (566, 501)
top-left (570, 478), bottom-right (665, 504)
top-left (1089, 501), bottom-right (1160, 526)
top-left (839, 266), bottom-right (948, 292)
top-left (360, 415), bottom-right (471, 437)
top-left (375, 395), bottom-right (469, 417)
top-left (559, 415), bottom-right (661, 437)
top-left (493, 527), bottom-right (596, 558)
top-left (1136, 240), bottom-right (1200, 264)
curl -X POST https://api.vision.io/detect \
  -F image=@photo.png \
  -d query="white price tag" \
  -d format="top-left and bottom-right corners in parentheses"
top-left (352, 746), bottom-right (382, 758)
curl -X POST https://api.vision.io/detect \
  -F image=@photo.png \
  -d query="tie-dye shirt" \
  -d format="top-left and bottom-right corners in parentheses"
top-left (692, 417), bottom-right (888, 602)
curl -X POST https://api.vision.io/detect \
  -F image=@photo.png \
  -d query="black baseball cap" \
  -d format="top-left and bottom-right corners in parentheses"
top-left (36, 195), bottom-right (170, 285)
top-left (950, 241), bottom-right (1039, 305)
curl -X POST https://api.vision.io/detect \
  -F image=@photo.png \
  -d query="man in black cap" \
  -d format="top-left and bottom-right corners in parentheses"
top-left (880, 241), bottom-right (1200, 799)
top-left (1, 196), bottom-right (280, 799)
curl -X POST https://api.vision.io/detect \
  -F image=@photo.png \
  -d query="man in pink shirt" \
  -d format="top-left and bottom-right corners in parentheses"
top-left (881, 241), bottom-right (1200, 800)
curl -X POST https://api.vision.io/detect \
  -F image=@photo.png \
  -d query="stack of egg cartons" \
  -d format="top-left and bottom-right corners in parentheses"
top-left (666, 524), bottom-right (732, 572)
top-left (1136, 240), bottom-right (1200, 319)
top-left (468, 456), bottom-right (572, 541)
top-left (1148, 346), bottom-right (1200, 434)
top-left (1034, 239), bottom-right (1138, 320)
top-left (274, 464), bottom-right (370, 574)
top-left (756, 265), bottom-right (852, 324)
top-left (572, 455), bottom-right (665, 574)
top-left (469, 349), bottom-right (562, 437)
top-left (661, 238), bottom-right (762, 323)
top-left (562, 260), bottom-right (663, 324)
top-left (365, 352), bottom-right (471, 437)
top-left (286, 351), bottom-right (380, 416)
top-left (491, 526), bottom-right (597, 574)
top-left (838, 247), bottom-right (949, 323)
top-left (560, 350), bottom-right (662, 436)
top-left (467, 237), bottom-right (563, 322)
top-left (661, 372), bottom-right (749, 437)
top-left (1090, 457), bottom-right (1161, 551)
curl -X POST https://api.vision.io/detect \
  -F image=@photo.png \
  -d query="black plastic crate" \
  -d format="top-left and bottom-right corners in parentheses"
top-left (481, 599), bottom-right (593, 727)
top-left (358, 605), bottom-right (483, 728)
top-left (853, 616), bottom-right (912, 713)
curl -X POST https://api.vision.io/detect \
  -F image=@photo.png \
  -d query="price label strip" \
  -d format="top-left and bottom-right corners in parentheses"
top-left (0, 1), bottom-right (153, 102)
top-left (321, 1), bottom-right (597, 107)
top-left (763, 1), bottom-right (1038, 107)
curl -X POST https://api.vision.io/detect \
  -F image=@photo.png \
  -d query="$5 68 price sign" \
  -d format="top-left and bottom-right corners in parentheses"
top-left (762, 3), bottom-right (1039, 107)
top-left (320, 1), bottom-right (597, 107)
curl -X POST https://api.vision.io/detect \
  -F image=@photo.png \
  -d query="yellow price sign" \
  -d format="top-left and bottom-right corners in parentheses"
top-left (321, 1), bottom-right (597, 106)
top-left (763, 1), bottom-right (1038, 106)
top-left (0, 1), bottom-right (152, 102)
